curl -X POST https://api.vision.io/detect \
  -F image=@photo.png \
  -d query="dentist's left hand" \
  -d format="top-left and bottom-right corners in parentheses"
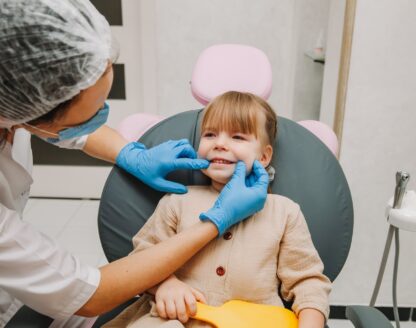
top-left (116, 139), bottom-right (209, 193)
top-left (199, 160), bottom-right (269, 235)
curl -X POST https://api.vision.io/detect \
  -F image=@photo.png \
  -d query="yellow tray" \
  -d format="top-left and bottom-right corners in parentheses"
top-left (192, 300), bottom-right (298, 328)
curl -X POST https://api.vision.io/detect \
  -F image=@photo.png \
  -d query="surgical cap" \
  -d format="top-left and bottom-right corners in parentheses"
top-left (0, 0), bottom-right (112, 125)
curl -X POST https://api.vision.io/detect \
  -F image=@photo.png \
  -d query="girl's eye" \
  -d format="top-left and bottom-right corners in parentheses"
top-left (203, 132), bottom-right (215, 138)
top-left (232, 134), bottom-right (246, 140)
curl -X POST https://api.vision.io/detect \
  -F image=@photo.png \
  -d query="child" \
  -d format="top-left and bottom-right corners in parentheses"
top-left (104, 91), bottom-right (331, 328)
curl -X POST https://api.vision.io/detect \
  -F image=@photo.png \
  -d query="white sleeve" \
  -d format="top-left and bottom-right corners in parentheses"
top-left (0, 203), bottom-right (101, 321)
top-left (52, 135), bottom-right (88, 150)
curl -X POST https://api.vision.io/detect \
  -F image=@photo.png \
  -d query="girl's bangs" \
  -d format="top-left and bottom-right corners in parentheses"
top-left (202, 95), bottom-right (260, 137)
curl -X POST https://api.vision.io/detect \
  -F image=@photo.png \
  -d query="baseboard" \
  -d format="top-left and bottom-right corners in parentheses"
top-left (330, 305), bottom-right (414, 321)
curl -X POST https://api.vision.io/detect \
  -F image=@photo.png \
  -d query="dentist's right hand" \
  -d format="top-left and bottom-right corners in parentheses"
top-left (199, 160), bottom-right (269, 235)
top-left (116, 139), bottom-right (209, 194)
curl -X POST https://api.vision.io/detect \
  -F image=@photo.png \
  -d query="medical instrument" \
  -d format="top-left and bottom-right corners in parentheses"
top-left (370, 171), bottom-right (413, 328)
top-left (393, 172), bottom-right (410, 209)
top-left (193, 300), bottom-right (298, 328)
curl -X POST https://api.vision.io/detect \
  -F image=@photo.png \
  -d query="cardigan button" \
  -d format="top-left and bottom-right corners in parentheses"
top-left (216, 266), bottom-right (226, 276)
top-left (223, 232), bottom-right (232, 240)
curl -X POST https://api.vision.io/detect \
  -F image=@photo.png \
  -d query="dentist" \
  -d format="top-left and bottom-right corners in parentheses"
top-left (0, 0), bottom-right (270, 327)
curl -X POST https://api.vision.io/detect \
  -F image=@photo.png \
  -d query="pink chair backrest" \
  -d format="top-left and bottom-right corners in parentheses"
top-left (191, 44), bottom-right (273, 105)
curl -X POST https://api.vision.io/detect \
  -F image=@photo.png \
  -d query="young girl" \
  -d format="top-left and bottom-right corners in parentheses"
top-left (104, 91), bottom-right (331, 328)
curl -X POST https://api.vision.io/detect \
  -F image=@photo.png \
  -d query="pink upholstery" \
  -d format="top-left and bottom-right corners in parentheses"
top-left (191, 44), bottom-right (273, 105)
top-left (116, 113), bottom-right (164, 142)
top-left (297, 120), bottom-right (339, 157)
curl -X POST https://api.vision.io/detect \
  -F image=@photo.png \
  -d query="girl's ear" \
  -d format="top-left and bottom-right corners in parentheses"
top-left (259, 144), bottom-right (273, 167)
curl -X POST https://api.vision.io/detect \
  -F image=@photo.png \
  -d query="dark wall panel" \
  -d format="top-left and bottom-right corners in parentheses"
top-left (90, 0), bottom-right (123, 26)
top-left (109, 64), bottom-right (126, 100)
top-left (32, 137), bottom-right (110, 166)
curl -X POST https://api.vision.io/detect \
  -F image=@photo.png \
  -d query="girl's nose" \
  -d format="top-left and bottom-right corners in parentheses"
top-left (214, 133), bottom-right (229, 150)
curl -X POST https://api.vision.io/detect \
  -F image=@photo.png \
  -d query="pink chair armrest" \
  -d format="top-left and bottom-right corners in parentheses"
top-left (116, 113), bottom-right (164, 142)
top-left (297, 120), bottom-right (339, 157)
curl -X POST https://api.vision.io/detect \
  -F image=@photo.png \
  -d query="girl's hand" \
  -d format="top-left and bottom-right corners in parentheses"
top-left (155, 275), bottom-right (207, 323)
top-left (298, 308), bottom-right (325, 328)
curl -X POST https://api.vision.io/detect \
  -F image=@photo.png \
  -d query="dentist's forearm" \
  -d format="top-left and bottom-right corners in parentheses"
top-left (83, 125), bottom-right (128, 163)
top-left (76, 221), bottom-right (218, 316)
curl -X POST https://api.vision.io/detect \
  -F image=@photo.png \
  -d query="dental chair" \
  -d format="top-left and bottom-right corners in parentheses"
top-left (94, 44), bottom-right (354, 327)
top-left (6, 44), bottom-right (359, 328)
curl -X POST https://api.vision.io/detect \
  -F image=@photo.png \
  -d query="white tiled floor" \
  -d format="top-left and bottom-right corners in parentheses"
top-left (23, 198), bottom-right (107, 267)
top-left (23, 198), bottom-right (416, 328)
top-left (327, 320), bottom-right (415, 327)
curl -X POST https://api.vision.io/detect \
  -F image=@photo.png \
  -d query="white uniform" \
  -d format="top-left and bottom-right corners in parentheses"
top-left (0, 129), bottom-right (101, 328)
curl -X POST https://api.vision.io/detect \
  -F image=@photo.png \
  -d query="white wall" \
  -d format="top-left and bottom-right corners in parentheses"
top-left (31, 0), bottom-right (335, 198)
top-left (140, 0), bottom-right (331, 121)
top-left (291, 0), bottom-right (330, 121)
top-left (320, 0), bottom-right (346, 127)
top-left (331, 0), bottom-right (416, 306)
top-left (152, 0), bottom-right (295, 118)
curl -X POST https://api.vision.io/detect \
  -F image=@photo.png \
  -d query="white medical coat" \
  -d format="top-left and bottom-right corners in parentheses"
top-left (0, 129), bottom-right (101, 328)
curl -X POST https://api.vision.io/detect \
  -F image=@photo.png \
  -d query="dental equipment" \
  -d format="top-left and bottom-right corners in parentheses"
top-left (370, 171), bottom-right (413, 328)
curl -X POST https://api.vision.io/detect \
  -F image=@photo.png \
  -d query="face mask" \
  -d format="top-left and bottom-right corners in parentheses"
top-left (25, 102), bottom-right (110, 143)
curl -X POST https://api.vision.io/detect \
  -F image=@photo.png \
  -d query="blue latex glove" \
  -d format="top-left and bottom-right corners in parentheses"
top-left (116, 139), bottom-right (209, 193)
top-left (200, 160), bottom-right (269, 235)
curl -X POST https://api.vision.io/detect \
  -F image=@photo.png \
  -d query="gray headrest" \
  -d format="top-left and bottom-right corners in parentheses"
top-left (98, 109), bottom-right (353, 281)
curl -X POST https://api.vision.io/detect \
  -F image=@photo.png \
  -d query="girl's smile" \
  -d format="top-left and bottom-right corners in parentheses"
top-left (198, 127), bottom-right (271, 191)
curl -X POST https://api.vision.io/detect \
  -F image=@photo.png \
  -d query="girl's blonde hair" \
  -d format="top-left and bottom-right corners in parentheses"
top-left (201, 91), bottom-right (277, 147)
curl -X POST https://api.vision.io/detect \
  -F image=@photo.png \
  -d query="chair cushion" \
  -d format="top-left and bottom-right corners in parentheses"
top-left (346, 306), bottom-right (394, 328)
top-left (190, 44), bottom-right (273, 105)
top-left (116, 113), bottom-right (164, 142)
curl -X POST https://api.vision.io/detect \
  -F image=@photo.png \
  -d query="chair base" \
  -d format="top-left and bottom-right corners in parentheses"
top-left (346, 305), bottom-right (393, 328)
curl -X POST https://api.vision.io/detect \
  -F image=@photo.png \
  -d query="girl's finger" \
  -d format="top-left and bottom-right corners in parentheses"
top-left (191, 288), bottom-right (207, 304)
top-left (165, 299), bottom-right (177, 320)
top-left (175, 297), bottom-right (189, 323)
top-left (156, 299), bottom-right (167, 319)
top-left (184, 293), bottom-right (197, 316)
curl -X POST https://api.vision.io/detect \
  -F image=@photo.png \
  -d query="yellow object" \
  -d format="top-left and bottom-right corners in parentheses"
top-left (192, 300), bottom-right (298, 328)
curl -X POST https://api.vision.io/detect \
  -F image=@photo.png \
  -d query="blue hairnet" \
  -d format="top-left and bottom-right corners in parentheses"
top-left (0, 0), bottom-right (112, 125)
